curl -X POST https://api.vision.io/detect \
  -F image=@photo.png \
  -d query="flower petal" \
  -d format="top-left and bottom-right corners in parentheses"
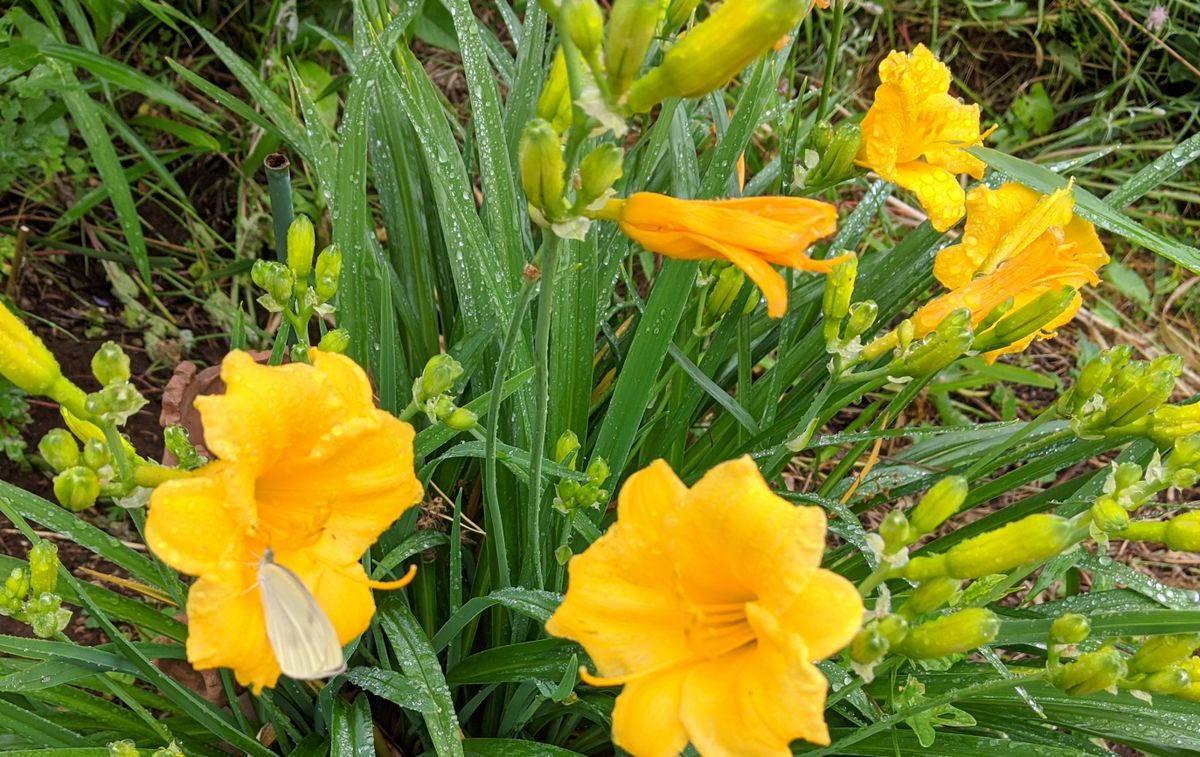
top-left (145, 462), bottom-right (251, 576)
top-left (890, 161), bottom-right (967, 232)
top-left (777, 569), bottom-right (863, 660)
top-left (278, 552), bottom-right (376, 645)
top-left (186, 572), bottom-right (280, 693)
top-left (310, 349), bottom-right (376, 418)
top-left (934, 183), bottom-right (1038, 288)
top-left (611, 668), bottom-right (691, 757)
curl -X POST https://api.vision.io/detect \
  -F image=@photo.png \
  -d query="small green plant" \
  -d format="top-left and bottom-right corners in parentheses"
top-left (0, 377), bottom-right (32, 471)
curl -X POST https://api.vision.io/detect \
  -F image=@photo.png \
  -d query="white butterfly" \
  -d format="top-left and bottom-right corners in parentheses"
top-left (258, 549), bottom-right (347, 680)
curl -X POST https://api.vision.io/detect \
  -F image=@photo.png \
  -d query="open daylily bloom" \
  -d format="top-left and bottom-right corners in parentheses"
top-left (912, 183), bottom-right (1108, 359)
top-left (145, 350), bottom-right (423, 692)
top-left (858, 44), bottom-right (990, 231)
top-left (597, 193), bottom-right (841, 318)
top-left (546, 456), bottom-right (862, 756)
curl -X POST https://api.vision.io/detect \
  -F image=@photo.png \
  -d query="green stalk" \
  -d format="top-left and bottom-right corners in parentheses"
top-left (815, 0), bottom-right (845, 124)
top-left (264, 153), bottom-right (294, 264)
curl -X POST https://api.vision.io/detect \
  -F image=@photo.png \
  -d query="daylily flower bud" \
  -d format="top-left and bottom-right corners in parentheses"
top-left (890, 309), bottom-right (973, 378)
top-left (844, 300), bottom-right (879, 341)
top-left (972, 285), bottom-right (1075, 355)
top-left (561, 0), bottom-right (605, 66)
top-left (314, 244), bottom-right (343, 302)
top-left (1049, 613), bottom-right (1090, 645)
top-left (605, 0), bottom-right (668, 98)
top-left (1165, 512), bottom-right (1200, 552)
top-left (415, 354), bottom-right (464, 405)
top-left (27, 592), bottom-right (70, 638)
top-left (1104, 370), bottom-right (1177, 429)
top-left (537, 47), bottom-right (574, 133)
top-left (163, 424), bottom-right (206, 471)
top-left (910, 475), bottom-right (968, 535)
top-left (518, 119), bottom-right (568, 221)
top-left (556, 430), bottom-right (581, 465)
top-left (53, 466), bottom-right (101, 512)
top-left (82, 438), bottom-right (110, 470)
top-left (879, 510), bottom-right (913, 554)
top-left (317, 328), bottom-right (351, 354)
top-left (1063, 346), bottom-right (1128, 416)
top-left (251, 260), bottom-right (295, 308)
top-left (1, 567), bottom-right (29, 608)
top-left (577, 143), bottom-right (624, 210)
top-left (1052, 647), bottom-right (1126, 696)
top-left (943, 513), bottom-right (1075, 579)
top-left (664, 0), bottom-right (700, 29)
top-left (38, 429), bottom-right (79, 471)
top-left (625, 0), bottom-right (810, 112)
top-left (286, 214), bottom-right (316, 280)
top-left (1130, 634), bottom-right (1200, 674)
top-left (897, 608), bottom-right (1000, 659)
top-left (443, 406), bottom-right (479, 431)
top-left (898, 577), bottom-right (961, 619)
top-left (806, 122), bottom-right (862, 189)
top-left (707, 266), bottom-right (748, 319)
top-left (1090, 497), bottom-right (1130, 533)
top-left (1136, 666), bottom-right (1190, 695)
top-left (85, 383), bottom-right (147, 425)
top-left (585, 455), bottom-right (610, 485)
top-left (28, 541), bottom-right (59, 595)
top-left (975, 297), bottom-right (1014, 334)
top-left (91, 341), bottom-right (131, 387)
top-left (109, 741), bottom-right (140, 757)
top-left (0, 301), bottom-right (85, 411)
top-left (902, 554), bottom-right (948, 582)
top-left (821, 256), bottom-right (857, 345)
top-left (849, 623), bottom-right (888, 664)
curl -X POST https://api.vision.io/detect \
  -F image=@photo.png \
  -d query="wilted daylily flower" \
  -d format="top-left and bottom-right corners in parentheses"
top-left (596, 192), bottom-right (841, 318)
top-left (913, 183), bottom-right (1108, 359)
top-left (145, 350), bottom-right (423, 692)
top-left (858, 44), bottom-right (990, 231)
top-left (546, 456), bottom-right (862, 756)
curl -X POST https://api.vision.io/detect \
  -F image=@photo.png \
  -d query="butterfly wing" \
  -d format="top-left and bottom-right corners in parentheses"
top-left (258, 559), bottom-right (346, 680)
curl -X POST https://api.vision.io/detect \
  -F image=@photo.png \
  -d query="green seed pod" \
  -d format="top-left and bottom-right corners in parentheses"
top-left (910, 475), bottom-right (968, 535)
top-left (973, 285), bottom-right (1075, 354)
top-left (414, 354), bottom-right (464, 405)
top-left (537, 46), bottom-right (574, 133)
top-left (821, 255), bottom-right (857, 345)
top-left (897, 608), bottom-right (1000, 659)
top-left (577, 143), bottom-right (625, 209)
top-left (1052, 647), bottom-right (1126, 696)
top-left (314, 244), bottom-right (343, 302)
top-left (625, 0), bottom-right (809, 112)
top-left (891, 308), bottom-right (973, 378)
top-left (1165, 511), bottom-right (1200, 552)
top-left (317, 328), bottom-right (351, 354)
top-left (1090, 497), bottom-right (1131, 533)
top-left (899, 577), bottom-right (962, 619)
top-left (1130, 634), bottom-right (1200, 674)
top-left (561, 0), bottom-right (605, 66)
top-left (556, 430), bottom-right (581, 465)
top-left (286, 214), bottom-right (316, 279)
top-left (943, 513), bottom-right (1075, 579)
top-left (81, 438), bottom-right (109, 470)
top-left (518, 119), bottom-right (568, 220)
top-left (605, 0), bottom-right (669, 98)
top-left (38, 429), bottom-right (80, 472)
top-left (91, 341), bottom-right (131, 387)
top-left (53, 466), bottom-right (100, 512)
top-left (1049, 613), bottom-right (1091, 645)
top-left (28, 541), bottom-right (59, 595)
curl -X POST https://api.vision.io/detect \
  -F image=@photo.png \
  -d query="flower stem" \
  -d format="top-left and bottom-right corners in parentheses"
top-left (522, 233), bottom-right (560, 590)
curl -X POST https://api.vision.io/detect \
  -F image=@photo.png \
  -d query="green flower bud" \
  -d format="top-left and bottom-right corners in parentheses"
top-left (317, 328), bottom-right (351, 354)
top-left (585, 455), bottom-right (610, 485)
top-left (91, 341), bottom-right (131, 386)
top-left (1090, 497), bottom-right (1130, 533)
top-left (849, 623), bottom-right (888, 664)
top-left (1065, 347), bottom-right (1127, 415)
top-left (899, 577), bottom-right (962, 619)
top-left (53, 466), bottom-right (101, 512)
top-left (902, 554), bottom-right (948, 582)
top-left (625, 0), bottom-right (808, 112)
top-left (1165, 511), bottom-right (1200, 552)
top-left (878, 614), bottom-right (910, 644)
top-left (1105, 370), bottom-right (1177, 429)
top-left (1052, 647), bottom-right (1126, 696)
top-left (85, 383), bottom-right (147, 425)
top-left (910, 476), bottom-right (968, 535)
top-left (251, 259), bottom-right (295, 308)
top-left (38, 429), bottom-right (79, 471)
top-left (1167, 433), bottom-right (1200, 471)
top-left (844, 300), bottom-right (879, 341)
top-left (164, 424), bottom-right (206, 471)
top-left (943, 513), bottom-right (1075, 579)
top-left (890, 309), bottom-right (973, 378)
top-left (806, 122), bottom-right (862, 189)
top-left (82, 438), bottom-right (110, 470)
top-left (879, 510), bottom-right (913, 553)
top-left (415, 354), bottom-right (464, 404)
top-left (973, 285), bottom-right (1075, 354)
top-left (1049, 613), bottom-right (1090, 645)
top-left (707, 266), bottom-right (747, 318)
top-left (3, 567), bottom-right (30, 605)
top-left (28, 592), bottom-right (70, 638)
top-left (975, 297), bottom-right (1014, 334)
top-left (821, 255), bottom-right (857, 345)
top-left (810, 121), bottom-right (834, 154)
top-left (537, 47), bottom-right (574, 133)
top-left (1147, 354), bottom-right (1184, 378)
top-left (897, 608), bottom-right (1000, 659)
top-left (605, 0), bottom-right (669, 98)
top-left (108, 740), bottom-right (140, 757)
top-left (561, 0), bottom-right (605, 66)
top-left (518, 119), bottom-right (568, 221)
top-left (314, 244), bottom-right (343, 302)
top-left (443, 406), bottom-right (479, 431)
top-left (577, 143), bottom-right (624, 210)
top-left (556, 430), bottom-right (581, 466)
top-left (1130, 634), bottom-right (1200, 674)
top-left (286, 214), bottom-right (316, 279)
top-left (1136, 666), bottom-right (1190, 695)
top-left (28, 541), bottom-right (59, 596)
top-left (664, 0), bottom-right (700, 29)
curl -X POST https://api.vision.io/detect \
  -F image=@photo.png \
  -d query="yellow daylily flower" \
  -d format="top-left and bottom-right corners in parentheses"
top-left (145, 350), bottom-right (423, 692)
top-left (912, 183), bottom-right (1108, 359)
top-left (858, 44), bottom-right (990, 231)
top-left (597, 192), bottom-right (842, 318)
top-left (546, 456), bottom-right (862, 756)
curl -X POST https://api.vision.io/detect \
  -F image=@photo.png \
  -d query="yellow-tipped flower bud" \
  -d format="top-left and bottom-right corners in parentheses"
top-left (1165, 511), bottom-right (1200, 552)
top-left (821, 255), bottom-right (857, 345)
top-left (317, 329), bottom-right (351, 354)
top-left (518, 119), bottom-right (568, 221)
top-left (1052, 647), bottom-right (1126, 696)
top-left (1049, 613), bottom-right (1091, 645)
top-left (910, 475), bottom-right (968, 535)
top-left (1130, 634), bottom-right (1200, 674)
top-left (897, 608), bottom-right (1000, 659)
top-left (28, 540), bottom-right (59, 596)
top-left (314, 244), bottom-right (343, 303)
top-left (899, 577), bottom-right (961, 619)
top-left (91, 341), bottom-right (131, 387)
top-left (0, 301), bottom-right (84, 410)
top-left (38, 429), bottom-right (79, 472)
top-left (287, 214), bottom-right (316, 279)
top-left (556, 430), bottom-right (581, 465)
top-left (1137, 666), bottom-right (1190, 695)
top-left (849, 623), bottom-right (888, 665)
top-left (577, 143), bottom-right (624, 210)
top-left (902, 554), bottom-right (948, 582)
top-left (942, 513), bottom-right (1075, 579)
top-left (890, 309), bottom-right (974, 378)
top-left (537, 47), bottom-right (574, 133)
top-left (1090, 497), bottom-right (1131, 533)
top-left (625, 0), bottom-right (809, 112)
top-left (53, 466), bottom-right (100, 512)
top-left (561, 0), bottom-right (605, 66)
top-left (605, 0), bottom-right (669, 98)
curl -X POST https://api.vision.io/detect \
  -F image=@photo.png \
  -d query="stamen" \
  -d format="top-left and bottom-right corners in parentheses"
top-left (365, 564), bottom-right (418, 590)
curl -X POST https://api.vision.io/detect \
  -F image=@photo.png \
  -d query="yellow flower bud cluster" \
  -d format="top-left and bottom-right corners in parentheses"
top-left (412, 354), bottom-right (477, 432)
top-left (0, 541), bottom-right (72, 638)
top-left (1059, 346), bottom-right (1182, 440)
top-left (1049, 632), bottom-right (1200, 701)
